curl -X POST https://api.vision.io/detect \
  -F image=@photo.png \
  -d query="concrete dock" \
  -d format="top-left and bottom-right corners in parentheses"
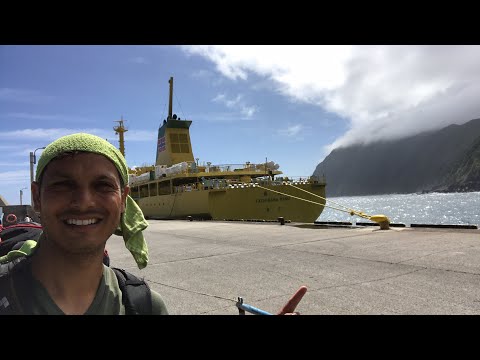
top-left (106, 220), bottom-right (480, 315)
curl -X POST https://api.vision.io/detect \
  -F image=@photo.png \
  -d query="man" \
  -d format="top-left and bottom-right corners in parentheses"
top-left (0, 133), bottom-right (305, 315)
top-left (0, 133), bottom-right (167, 314)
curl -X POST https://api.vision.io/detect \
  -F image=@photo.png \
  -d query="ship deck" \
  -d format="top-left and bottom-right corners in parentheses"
top-left (106, 220), bottom-right (480, 315)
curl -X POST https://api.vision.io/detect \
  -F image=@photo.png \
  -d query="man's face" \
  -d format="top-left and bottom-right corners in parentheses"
top-left (32, 152), bottom-right (129, 255)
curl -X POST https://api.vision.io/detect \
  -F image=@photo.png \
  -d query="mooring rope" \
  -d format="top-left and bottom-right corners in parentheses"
top-left (253, 182), bottom-right (390, 227)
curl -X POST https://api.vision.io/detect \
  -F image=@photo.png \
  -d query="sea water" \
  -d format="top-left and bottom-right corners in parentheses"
top-left (317, 191), bottom-right (480, 226)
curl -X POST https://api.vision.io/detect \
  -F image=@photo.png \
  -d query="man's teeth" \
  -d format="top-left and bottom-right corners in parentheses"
top-left (66, 219), bottom-right (99, 225)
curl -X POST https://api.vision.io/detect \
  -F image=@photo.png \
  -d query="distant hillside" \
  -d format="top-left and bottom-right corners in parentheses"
top-left (313, 118), bottom-right (480, 196)
top-left (436, 135), bottom-right (480, 192)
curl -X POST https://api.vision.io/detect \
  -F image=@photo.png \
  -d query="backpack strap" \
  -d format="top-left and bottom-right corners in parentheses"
top-left (0, 256), bottom-right (30, 314)
top-left (112, 267), bottom-right (152, 315)
top-left (0, 256), bottom-right (26, 277)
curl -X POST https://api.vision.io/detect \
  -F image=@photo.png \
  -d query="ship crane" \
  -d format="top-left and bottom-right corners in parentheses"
top-left (113, 116), bottom-right (128, 157)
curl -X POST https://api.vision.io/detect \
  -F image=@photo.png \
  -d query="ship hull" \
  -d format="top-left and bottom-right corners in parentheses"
top-left (138, 183), bottom-right (325, 223)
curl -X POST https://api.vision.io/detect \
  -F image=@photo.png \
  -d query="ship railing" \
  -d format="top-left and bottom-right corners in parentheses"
top-left (129, 171), bottom-right (325, 188)
top-left (168, 176), bottom-right (325, 193)
top-left (174, 182), bottom-right (201, 193)
top-left (131, 161), bottom-right (290, 182)
top-left (250, 175), bottom-right (325, 186)
top-left (184, 162), bottom-right (279, 175)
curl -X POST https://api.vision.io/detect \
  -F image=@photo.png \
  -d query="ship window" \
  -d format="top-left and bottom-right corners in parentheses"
top-left (140, 184), bottom-right (149, 198)
top-left (170, 133), bottom-right (190, 154)
top-left (149, 182), bottom-right (158, 196)
top-left (130, 186), bottom-right (140, 198)
top-left (159, 181), bottom-right (171, 195)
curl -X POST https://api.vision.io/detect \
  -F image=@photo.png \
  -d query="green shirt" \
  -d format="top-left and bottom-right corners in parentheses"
top-left (0, 257), bottom-right (168, 315)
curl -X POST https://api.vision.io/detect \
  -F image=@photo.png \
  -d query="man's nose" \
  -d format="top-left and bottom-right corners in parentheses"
top-left (70, 186), bottom-right (96, 208)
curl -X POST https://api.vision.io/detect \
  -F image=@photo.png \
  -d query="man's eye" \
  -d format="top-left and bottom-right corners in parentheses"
top-left (52, 181), bottom-right (74, 188)
top-left (97, 182), bottom-right (116, 190)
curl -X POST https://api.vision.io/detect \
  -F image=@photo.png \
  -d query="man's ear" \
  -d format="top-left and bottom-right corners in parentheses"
top-left (31, 181), bottom-right (41, 212)
top-left (122, 185), bottom-right (130, 213)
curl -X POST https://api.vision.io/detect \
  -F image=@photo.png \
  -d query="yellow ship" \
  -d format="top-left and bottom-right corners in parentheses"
top-left (122, 77), bottom-right (327, 223)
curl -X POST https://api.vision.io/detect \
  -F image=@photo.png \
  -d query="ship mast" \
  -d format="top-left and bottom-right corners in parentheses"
top-left (113, 116), bottom-right (128, 157)
top-left (168, 76), bottom-right (173, 119)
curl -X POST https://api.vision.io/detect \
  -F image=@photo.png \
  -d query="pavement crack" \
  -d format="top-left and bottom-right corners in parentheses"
top-left (278, 247), bottom-right (480, 276)
top-left (310, 268), bottom-right (427, 292)
top-left (395, 243), bottom-right (479, 265)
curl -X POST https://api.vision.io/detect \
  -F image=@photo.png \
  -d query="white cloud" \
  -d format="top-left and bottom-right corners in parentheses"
top-left (189, 111), bottom-right (251, 123)
top-left (0, 128), bottom-right (104, 140)
top-left (277, 124), bottom-right (304, 138)
top-left (190, 69), bottom-right (225, 87)
top-left (0, 162), bottom-right (29, 167)
top-left (120, 130), bottom-right (157, 142)
top-left (0, 144), bottom-right (23, 150)
top-left (0, 88), bottom-right (54, 104)
top-left (128, 56), bottom-right (149, 64)
top-left (182, 45), bottom-right (252, 80)
top-left (181, 45), bottom-right (480, 151)
top-left (212, 93), bottom-right (257, 119)
top-left (1, 112), bottom-right (92, 122)
top-left (191, 69), bottom-right (212, 79)
top-left (0, 170), bottom-right (30, 185)
top-left (240, 105), bottom-right (256, 118)
top-left (0, 128), bottom-right (156, 142)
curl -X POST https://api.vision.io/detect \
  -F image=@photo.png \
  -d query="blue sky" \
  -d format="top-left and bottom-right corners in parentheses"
top-left (1, 45), bottom-right (480, 206)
